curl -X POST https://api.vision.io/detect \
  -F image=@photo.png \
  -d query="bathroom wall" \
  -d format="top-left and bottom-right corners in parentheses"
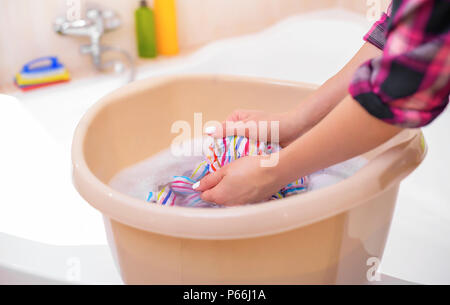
top-left (337, 0), bottom-right (391, 20)
top-left (0, 0), bottom-right (369, 93)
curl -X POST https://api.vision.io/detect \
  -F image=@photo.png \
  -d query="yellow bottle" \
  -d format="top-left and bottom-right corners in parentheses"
top-left (154, 0), bottom-right (179, 55)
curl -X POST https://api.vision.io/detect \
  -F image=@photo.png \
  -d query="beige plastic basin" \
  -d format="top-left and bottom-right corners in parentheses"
top-left (72, 75), bottom-right (426, 284)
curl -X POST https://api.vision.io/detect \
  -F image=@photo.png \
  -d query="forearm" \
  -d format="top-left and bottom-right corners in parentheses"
top-left (274, 95), bottom-right (402, 185)
top-left (292, 42), bottom-right (382, 133)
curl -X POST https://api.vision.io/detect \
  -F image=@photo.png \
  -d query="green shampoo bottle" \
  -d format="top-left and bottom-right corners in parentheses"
top-left (135, 0), bottom-right (157, 58)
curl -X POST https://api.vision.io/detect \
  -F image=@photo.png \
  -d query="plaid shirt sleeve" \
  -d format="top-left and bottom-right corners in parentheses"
top-left (363, 4), bottom-right (392, 50)
top-left (349, 0), bottom-right (450, 128)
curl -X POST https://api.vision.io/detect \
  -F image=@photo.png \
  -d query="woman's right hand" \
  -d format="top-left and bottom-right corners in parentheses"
top-left (212, 109), bottom-right (304, 147)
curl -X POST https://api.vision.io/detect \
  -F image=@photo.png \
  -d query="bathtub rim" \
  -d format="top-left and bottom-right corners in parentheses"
top-left (72, 74), bottom-right (427, 240)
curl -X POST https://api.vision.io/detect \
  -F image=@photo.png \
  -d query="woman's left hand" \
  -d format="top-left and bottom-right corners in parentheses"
top-left (194, 155), bottom-right (282, 206)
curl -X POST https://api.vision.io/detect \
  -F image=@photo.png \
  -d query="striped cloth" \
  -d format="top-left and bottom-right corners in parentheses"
top-left (146, 135), bottom-right (308, 207)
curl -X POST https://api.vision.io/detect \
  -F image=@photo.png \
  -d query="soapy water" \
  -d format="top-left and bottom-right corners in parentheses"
top-left (109, 138), bottom-right (367, 208)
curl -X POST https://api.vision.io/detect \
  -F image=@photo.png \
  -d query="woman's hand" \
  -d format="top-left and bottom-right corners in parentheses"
top-left (212, 109), bottom-right (303, 147)
top-left (194, 155), bottom-right (283, 206)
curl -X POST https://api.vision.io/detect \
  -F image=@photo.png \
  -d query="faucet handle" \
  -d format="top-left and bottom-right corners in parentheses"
top-left (84, 8), bottom-right (120, 31)
top-left (86, 9), bottom-right (101, 20)
top-left (102, 10), bottom-right (121, 32)
top-left (53, 17), bottom-right (66, 33)
top-left (54, 16), bottom-right (90, 34)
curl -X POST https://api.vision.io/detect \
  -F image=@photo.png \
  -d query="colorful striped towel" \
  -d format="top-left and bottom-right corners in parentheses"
top-left (147, 135), bottom-right (308, 207)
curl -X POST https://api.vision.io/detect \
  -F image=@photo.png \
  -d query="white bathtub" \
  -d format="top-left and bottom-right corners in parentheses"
top-left (1, 9), bottom-right (449, 284)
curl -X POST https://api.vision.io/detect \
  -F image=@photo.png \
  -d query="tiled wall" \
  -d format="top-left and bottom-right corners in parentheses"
top-left (0, 0), bottom-right (373, 92)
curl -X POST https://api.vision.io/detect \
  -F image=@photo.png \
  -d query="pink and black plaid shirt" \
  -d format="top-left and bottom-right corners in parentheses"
top-left (349, 0), bottom-right (450, 128)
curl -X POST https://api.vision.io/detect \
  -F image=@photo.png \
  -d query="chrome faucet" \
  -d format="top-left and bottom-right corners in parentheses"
top-left (54, 8), bottom-right (135, 82)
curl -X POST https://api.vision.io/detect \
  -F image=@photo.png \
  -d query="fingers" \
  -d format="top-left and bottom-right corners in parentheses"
top-left (212, 110), bottom-right (252, 138)
top-left (210, 121), bottom-right (227, 138)
top-left (194, 169), bottom-right (236, 205)
top-left (200, 180), bottom-right (230, 205)
top-left (209, 120), bottom-right (240, 138)
top-left (200, 180), bottom-right (244, 206)
top-left (213, 119), bottom-right (259, 140)
top-left (201, 188), bottom-right (224, 205)
top-left (193, 170), bottom-right (225, 192)
top-left (226, 109), bottom-right (249, 122)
